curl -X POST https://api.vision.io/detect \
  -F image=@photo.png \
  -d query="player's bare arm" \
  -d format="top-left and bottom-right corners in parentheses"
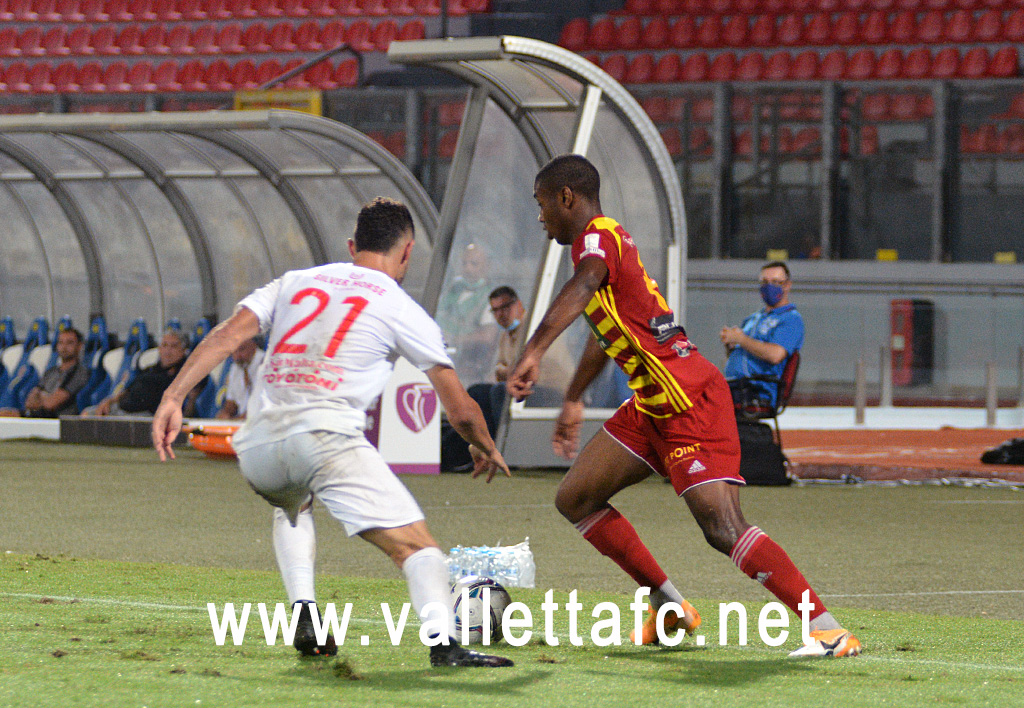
top-left (151, 307), bottom-right (261, 461)
top-left (719, 326), bottom-right (788, 364)
top-left (426, 364), bottom-right (511, 483)
top-left (552, 336), bottom-right (608, 459)
top-left (507, 257), bottom-right (607, 400)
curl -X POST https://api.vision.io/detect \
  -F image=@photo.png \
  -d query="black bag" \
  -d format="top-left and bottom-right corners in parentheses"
top-left (737, 420), bottom-right (791, 486)
top-left (980, 438), bottom-right (1024, 465)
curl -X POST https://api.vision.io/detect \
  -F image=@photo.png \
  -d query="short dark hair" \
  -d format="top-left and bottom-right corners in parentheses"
top-left (59, 327), bottom-right (83, 345)
top-left (535, 154), bottom-right (601, 201)
top-left (488, 285), bottom-right (518, 302)
top-left (354, 197), bottom-right (414, 254)
top-left (761, 261), bottom-right (791, 280)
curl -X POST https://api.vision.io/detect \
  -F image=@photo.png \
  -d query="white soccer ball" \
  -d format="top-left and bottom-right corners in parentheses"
top-left (450, 576), bottom-right (511, 644)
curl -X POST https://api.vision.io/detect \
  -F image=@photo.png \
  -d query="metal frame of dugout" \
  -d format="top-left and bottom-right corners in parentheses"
top-left (388, 36), bottom-right (688, 468)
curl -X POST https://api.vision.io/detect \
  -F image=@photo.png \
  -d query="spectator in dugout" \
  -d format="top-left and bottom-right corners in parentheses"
top-left (83, 329), bottom-right (203, 417)
top-left (720, 261), bottom-right (804, 410)
top-left (0, 328), bottom-right (89, 418)
top-left (215, 336), bottom-right (264, 420)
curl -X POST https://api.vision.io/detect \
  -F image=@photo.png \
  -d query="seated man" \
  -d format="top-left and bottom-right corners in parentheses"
top-left (720, 261), bottom-right (804, 411)
top-left (216, 336), bottom-right (264, 420)
top-left (0, 328), bottom-right (89, 418)
top-left (85, 329), bottom-right (202, 416)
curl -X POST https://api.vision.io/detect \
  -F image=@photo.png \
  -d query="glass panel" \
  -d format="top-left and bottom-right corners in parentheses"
top-left (0, 152), bottom-right (34, 179)
top-left (63, 136), bottom-right (144, 176)
top-left (291, 132), bottom-right (380, 173)
top-left (119, 179), bottom-right (203, 327)
top-left (231, 178), bottom-right (314, 274)
top-left (65, 182), bottom-right (161, 335)
top-left (4, 133), bottom-right (104, 177)
top-left (171, 134), bottom-right (257, 173)
top-left (233, 130), bottom-right (329, 172)
top-left (286, 176), bottom-right (364, 266)
top-left (175, 179), bottom-right (274, 322)
top-left (16, 182), bottom-right (90, 328)
top-left (121, 133), bottom-right (218, 175)
top-left (471, 59), bottom-right (573, 108)
top-left (0, 186), bottom-right (51, 332)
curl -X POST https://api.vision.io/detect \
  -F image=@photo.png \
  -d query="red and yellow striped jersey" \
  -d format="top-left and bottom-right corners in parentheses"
top-left (571, 216), bottom-right (696, 418)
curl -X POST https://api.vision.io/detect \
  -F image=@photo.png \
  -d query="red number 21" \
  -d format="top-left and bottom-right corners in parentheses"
top-left (273, 287), bottom-right (369, 357)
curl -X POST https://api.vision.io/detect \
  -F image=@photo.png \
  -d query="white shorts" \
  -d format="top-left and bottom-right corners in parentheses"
top-left (237, 430), bottom-right (425, 536)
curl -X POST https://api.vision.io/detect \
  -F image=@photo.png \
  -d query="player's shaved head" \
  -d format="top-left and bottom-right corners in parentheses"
top-left (535, 154), bottom-right (600, 202)
top-left (354, 197), bottom-right (414, 254)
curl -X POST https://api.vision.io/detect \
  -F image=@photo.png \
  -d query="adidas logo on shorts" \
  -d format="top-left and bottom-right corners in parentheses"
top-left (687, 460), bottom-right (707, 475)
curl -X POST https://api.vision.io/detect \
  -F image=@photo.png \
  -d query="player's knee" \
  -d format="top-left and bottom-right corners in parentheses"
top-left (699, 520), bottom-right (742, 555)
top-left (554, 485), bottom-right (592, 524)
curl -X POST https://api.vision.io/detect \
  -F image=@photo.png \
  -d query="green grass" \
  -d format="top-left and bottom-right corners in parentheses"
top-left (2, 441), bottom-right (1024, 707)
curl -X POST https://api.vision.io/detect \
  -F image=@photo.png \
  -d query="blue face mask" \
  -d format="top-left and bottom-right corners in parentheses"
top-left (504, 318), bottom-right (521, 332)
top-left (759, 283), bottom-right (784, 307)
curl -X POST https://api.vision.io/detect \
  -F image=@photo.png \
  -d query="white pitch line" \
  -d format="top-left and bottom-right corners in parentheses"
top-left (929, 500), bottom-right (1024, 504)
top-left (858, 655), bottom-right (1024, 674)
top-left (422, 504), bottom-right (554, 510)
top-left (821, 590), bottom-right (1024, 598)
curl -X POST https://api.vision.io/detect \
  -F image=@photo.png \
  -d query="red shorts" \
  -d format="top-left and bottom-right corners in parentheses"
top-left (603, 354), bottom-right (743, 495)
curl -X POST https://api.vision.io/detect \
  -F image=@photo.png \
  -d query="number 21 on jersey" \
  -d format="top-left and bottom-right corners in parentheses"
top-left (273, 287), bottom-right (369, 357)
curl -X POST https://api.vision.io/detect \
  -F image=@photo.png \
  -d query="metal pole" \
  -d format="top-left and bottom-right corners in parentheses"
top-left (440, 0), bottom-right (449, 38)
top-left (855, 357), bottom-right (866, 425)
top-left (1017, 346), bottom-right (1024, 409)
top-left (879, 345), bottom-right (893, 408)
top-left (986, 362), bottom-right (998, 427)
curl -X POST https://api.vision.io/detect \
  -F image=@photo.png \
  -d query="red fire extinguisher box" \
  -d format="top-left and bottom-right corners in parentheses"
top-left (890, 299), bottom-right (934, 386)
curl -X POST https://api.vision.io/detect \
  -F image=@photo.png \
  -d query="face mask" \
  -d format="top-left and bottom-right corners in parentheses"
top-left (504, 318), bottom-right (521, 332)
top-left (759, 283), bottom-right (784, 307)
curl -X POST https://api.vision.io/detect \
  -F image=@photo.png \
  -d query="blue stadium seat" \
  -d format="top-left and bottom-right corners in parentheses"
top-left (76, 315), bottom-right (111, 412)
top-left (0, 317), bottom-right (16, 397)
top-left (89, 318), bottom-right (149, 406)
top-left (192, 317), bottom-right (213, 348)
top-left (194, 355), bottom-right (232, 418)
top-left (165, 317), bottom-right (183, 333)
top-left (0, 317), bottom-right (49, 410)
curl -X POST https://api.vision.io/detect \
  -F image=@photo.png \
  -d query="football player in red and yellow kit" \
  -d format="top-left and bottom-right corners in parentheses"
top-left (509, 155), bottom-right (860, 658)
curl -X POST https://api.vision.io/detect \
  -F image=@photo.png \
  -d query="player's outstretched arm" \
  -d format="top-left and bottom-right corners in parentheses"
top-left (152, 308), bottom-right (261, 461)
top-left (508, 258), bottom-right (607, 400)
top-left (426, 364), bottom-right (511, 483)
top-left (552, 337), bottom-right (607, 459)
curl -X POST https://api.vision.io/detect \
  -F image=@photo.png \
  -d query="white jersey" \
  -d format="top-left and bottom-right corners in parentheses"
top-left (231, 263), bottom-right (452, 452)
top-left (223, 348), bottom-right (264, 417)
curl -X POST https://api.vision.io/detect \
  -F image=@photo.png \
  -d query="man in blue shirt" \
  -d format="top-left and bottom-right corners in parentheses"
top-left (721, 261), bottom-right (804, 409)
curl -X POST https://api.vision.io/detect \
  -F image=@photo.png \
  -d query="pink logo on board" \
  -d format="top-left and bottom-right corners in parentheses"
top-left (396, 383), bottom-right (437, 433)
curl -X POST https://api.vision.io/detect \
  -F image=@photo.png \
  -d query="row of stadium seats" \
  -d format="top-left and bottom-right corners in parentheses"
top-left (593, 45), bottom-right (1019, 82)
top-left (0, 18), bottom-right (424, 57)
top-left (0, 316), bottom-right (233, 417)
top-left (0, 0), bottom-right (487, 23)
top-left (561, 11), bottom-right (1024, 52)
top-left (612, 0), bottom-right (1024, 16)
top-left (0, 56), bottom-right (359, 91)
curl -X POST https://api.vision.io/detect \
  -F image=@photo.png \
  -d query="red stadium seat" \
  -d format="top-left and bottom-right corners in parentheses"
top-left (887, 11), bottom-right (915, 43)
top-left (559, 17), bottom-right (588, 51)
top-left (43, 26), bottom-right (69, 56)
top-left (973, 10), bottom-right (1001, 41)
top-left (791, 127), bottom-right (820, 157)
top-left (203, 0), bottom-right (231, 18)
top-left (889, 93), bottom-right (917, 119)
top-left (153, 59), bottom-right (180, 90)
top-left (167, 25), bottom-right (192, 54)
top-left (242, 23), bottom-right (271, 52)
top-left (372, 19), bottom-right (399, 51)
top-left (103, 0), bottom-right (131, 19)
top-left (691, 96), bottom-right (714, 122)
top-left (385, 0), bottom-right (418, 16)
top-left (229, 58), bottom-right (257, 88)
top-left (178, 0), bottom-right (205, 19)
top-left (862, 93), bottom-right (888, 120)
top-left (56, 0), bottom-right (85, 19)
top-left (708, 52), bottom-right (737, 80)
top-left (763, 0), bottom-right (786, 13)
top-left (790, 50), bottom-right (818, 79)
top-left (764, 51), bottom-right (791, 80)
top-left (861, 11), bottom-right (888, 44)
top-left (652, 53), bottom-right (681, 81)
top-left (930, 47), bottom-right (959, 78)
top-left (334, 57), bottom-right (358, 86)
top-left (818, 0), bottom-right (842, 10)
top-left (923, 0), bottom-right (949, 8)
top-left (895, 0), bottom-right (921, 7)
top-left (917, 11), bottom-right (943, 42)
top-left (126, 61), bottom-right (156, 91)
top-left (660, 127), bottom-right (682, 157)
top-left (916, 93), bottom-right (934, 117)
top-left (293, 20), bottom-right (322, 50)
top-left (202, 58), bottom-right (231, 90)
top-left (346, 20), bottom-right (374, 51)
top-left (804, 14), bottom-right (830, 45)
top-left (680, 0), bottom-right (703, 13)
top-left (831, 13), bottom-right (858, 44)
top-left (116, 25), bottom-right (144, 55)
top-left (67, 26), bottom-right (91, 55)
top-left (192, 24), bottom-right (217, 54)
top-left (397, 18), bottom-right (425, 41)
top-left (101, 61), bottom-right (129, 91)
top-left (52, 61), bottom-right (79, 91)
top-left (625, 53), bottom-right (654, 83)
top-left (155, 0), bottom-right (181, 19)
top-left (436, 100), bottom-right (464, 125)
top-left (303, 60), bottom-right (337, 89)
top-left (141, 25), bottom-right (169, 55)
top-left (217, 23), bottom-right (244, 53)
top-left (709, 0), bottom-right (732, 12)
top-left (789, 0), bottom-right (813, 12)
top-left (819, 49), bottom-right (846, 79)
top-left (735, 51), bottom-right (764, 80)
top-left (621, 0), bottom-right (654, 12)
top-left (731, 94), bottom-right (752, 121)
top-left (736, 0), bottom-right (759, 12)
top-left (749, 16), bottom-right (774, 46)
top-left (641, 96), bottom-right (669, 122)
top-left (359, 0), bottom-right (389, 15)
top-left (18, 27), bottom-right (45, 58)
top-left (27, 62), bottom-right (55, 93)
top-left (228, 0), bottom-right (259, 18)
top-left (318, 21), bottom-right (344, 48)
top-left (954, 0), bottom-right (978, 7)
top-left (680, 53), bottom-right (709, 81)
top-left (177, 59), bottom-right (205, 90)
top-left (255, 58), bottom-right (282, 86)
top-left (642, 16), bottom-right (670, 49)
top-left (268, 22), bottom-right (296, 51)
top-left (670, 16), bottom-right (696, 47)
top-left (776, 15), bottom-right (802, 46)
top-left (90, 25), bottom-right (116, 55)
top-left (733, 129), bottom-right (753, 156)
top-left (843, 0), bottom-right (869, 11)
top-left (601, 54), bottom-right (627, 82)
top-left (959, 47), bottom-right (988, 77)
top-left (875, 48), bottom-right (903, 78)
top-left (617, 16), bottom-right (642, 50)
top-left (1004, 10), bottom-right (1024, 41)
top-left (902, 47), bottom-right (931, 77)
top-left (0, 28), bottom-right (16, 57)
top-left (4, 62), bottom-right (31, 92)
top-left (722, 16), bottom-right (749, 46)
top-left (989, 46), bottom-right (1018, 76)
top-left (9, 0), bottom-right (36, 19)
top-left (587, 17), bottom-right (615, 51)
top-left (944, 10), bottom-right (973, 42)
top-left (80, 0), bottom-right (106, 18)
top-left (870, 0), bottom-right (895, 8)
top-left (982, 0), bottom-right (1004, 7)
top-left (279, 0), bottom-right (308, 15)
top-left (251, 0), bottom-right (282, 17)
top-left (696, 16), bottom-right (723, 47)
top-left (656, 0), bottom-right (680, 13)
top-left (845, 49), bottom-right (875, 79)
top-left (281, 58), bottom-right (306, 88)
top-left (35, 0), bottom-right (61, 20)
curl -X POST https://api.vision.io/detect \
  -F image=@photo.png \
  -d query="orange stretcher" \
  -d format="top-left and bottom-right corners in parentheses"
top-left (186, 424), bottom-right (240, 459)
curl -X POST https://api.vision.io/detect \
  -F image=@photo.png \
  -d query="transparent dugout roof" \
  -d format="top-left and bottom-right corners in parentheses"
top-left (0, 110), bottom-right (438, 338)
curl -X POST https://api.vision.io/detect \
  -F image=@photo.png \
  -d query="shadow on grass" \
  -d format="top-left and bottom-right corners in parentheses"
top-left (593, 650), bottom-right (817, 687)
top-left (285, 659), bottom-right (553, 695)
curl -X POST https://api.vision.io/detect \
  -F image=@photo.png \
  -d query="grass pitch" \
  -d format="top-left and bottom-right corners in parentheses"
top-left (2, 441), bottom-right (1023, 707)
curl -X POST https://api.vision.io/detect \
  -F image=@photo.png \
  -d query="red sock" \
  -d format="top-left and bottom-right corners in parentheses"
top-left (576, 506), bottom-right (668, 590)
top-left (730, 526), bottom-right (827, 620)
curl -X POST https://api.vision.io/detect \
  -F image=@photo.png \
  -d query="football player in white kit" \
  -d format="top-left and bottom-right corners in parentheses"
top-left (152, 197), bottom-right (513, 668)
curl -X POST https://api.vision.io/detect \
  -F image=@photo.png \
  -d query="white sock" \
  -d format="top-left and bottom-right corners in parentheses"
top-left (651, 579), bottom-right (685, 610)
top-left (809, 611), bottom-right (841, 632)
top-left (272, 506), bottom-right (316, 605)
top-left (401, 547), bottom-right (452, 637)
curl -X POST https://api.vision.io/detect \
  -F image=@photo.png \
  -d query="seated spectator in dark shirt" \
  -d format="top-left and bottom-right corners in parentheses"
top-left (0, 328), bottom-right (89, 418)
top-left (84, 329), bottom-right (202, 416)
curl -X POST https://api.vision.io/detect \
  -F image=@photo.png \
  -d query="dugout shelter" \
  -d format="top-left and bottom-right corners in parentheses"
top-left (388, 36), bottom-right (688, 467)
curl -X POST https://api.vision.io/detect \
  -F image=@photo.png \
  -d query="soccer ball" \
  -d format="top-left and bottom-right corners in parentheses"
top-left (450, 576), bottom-right (511, 644)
